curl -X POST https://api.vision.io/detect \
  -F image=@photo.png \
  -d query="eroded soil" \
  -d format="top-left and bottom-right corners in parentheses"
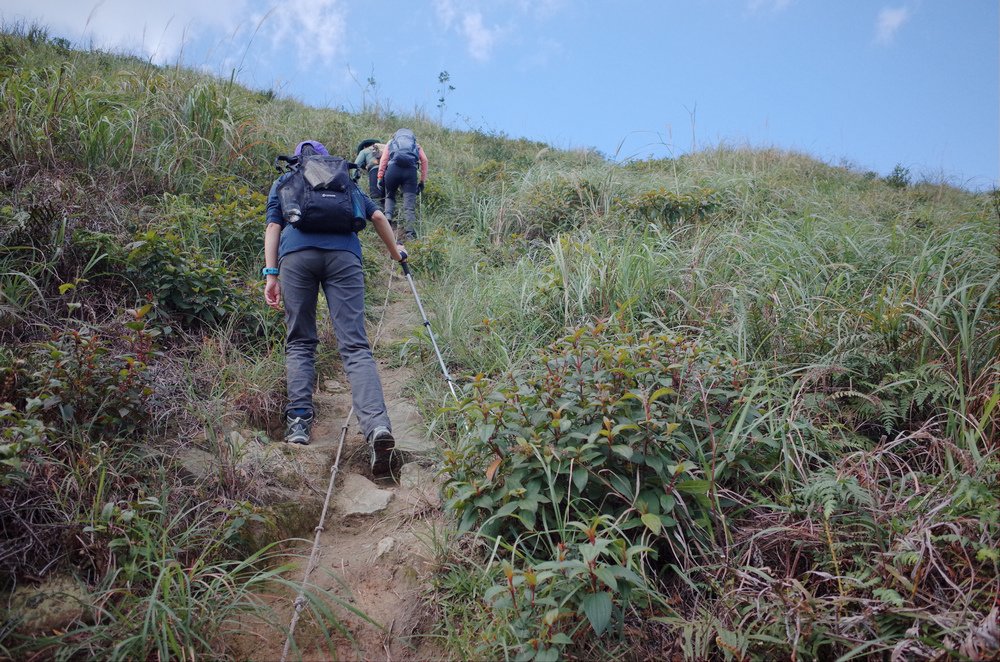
top-left (235, 271), bottom-right (450, 662)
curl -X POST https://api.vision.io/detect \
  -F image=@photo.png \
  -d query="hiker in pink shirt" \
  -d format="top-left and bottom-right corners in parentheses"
top-left (377, 128), bottom-right (428, 242)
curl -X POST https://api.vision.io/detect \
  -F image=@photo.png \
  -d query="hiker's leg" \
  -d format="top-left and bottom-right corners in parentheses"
top-left (383, 166), bottom-right (400, 224)
top-left (280, 250), bottom-right (321, 416)
top-left (367, 168), bottom-right (384, 210)
top-left (320, 250), bottom-right (390, 439)
top-left (400, 170), bottom-right (418, 239)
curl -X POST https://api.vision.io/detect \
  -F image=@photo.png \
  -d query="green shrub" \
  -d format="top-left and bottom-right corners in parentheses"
top-left (884, 164), bottom-right (911, 189)
top-left (442, 322), bottom-right (767, 657)
top-left (481, 520), bottom-right (653, 660)
top-left (470, 159), bottom-right (512, 187)
top-left (24, 322), bottom-right (156, 440)
top-left (404, 227), bottom-right (452, 279)
top-left (419, 178), bottom-right (449, 213)
top-left (518, 176), bottom-right (603, 238)
top-left (0, 402), bottom-right (48, 487)
top-left (625, 186), bottom-right (717, 228)
top-left (126, 230), bottom-right (249, 328)
top-left (446, 322), bottom-right (748, 555)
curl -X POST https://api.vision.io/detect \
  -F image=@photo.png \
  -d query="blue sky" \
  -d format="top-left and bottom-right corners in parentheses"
top-left (2, 1), bottom-right (996, 189)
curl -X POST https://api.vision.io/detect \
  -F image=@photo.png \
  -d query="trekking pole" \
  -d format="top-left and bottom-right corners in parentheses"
top-left (399, 260), bottom-right (458, 401)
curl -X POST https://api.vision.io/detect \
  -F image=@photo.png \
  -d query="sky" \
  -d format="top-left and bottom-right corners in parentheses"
top-left (1, 0), bottom-right (997, 190)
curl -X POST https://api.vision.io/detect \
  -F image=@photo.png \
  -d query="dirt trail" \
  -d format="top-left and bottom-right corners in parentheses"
top-left (238, 272), bottom-right (449, 662)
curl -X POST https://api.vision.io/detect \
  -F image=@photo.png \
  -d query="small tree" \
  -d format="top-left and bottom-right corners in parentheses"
top-left (437, 70), bottom-right (455, 122)
top-left (884, 163), bottom-right (911, 189)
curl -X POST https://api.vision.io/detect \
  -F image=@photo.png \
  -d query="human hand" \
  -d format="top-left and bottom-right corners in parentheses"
top-left (264, 277), bottom-right (282, 310)
top-left (395, 244), bottom-right (408, 262)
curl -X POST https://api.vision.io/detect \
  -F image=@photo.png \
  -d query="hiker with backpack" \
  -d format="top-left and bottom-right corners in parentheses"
top-left (354, 139), bottom-right (386, 209)
top-left (376, 128), bottom-right (427, 242)
top-left (262, 139), bottom-right (407, 476)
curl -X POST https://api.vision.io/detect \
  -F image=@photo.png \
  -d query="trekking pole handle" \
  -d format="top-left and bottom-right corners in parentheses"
top-left (400, 260), bottom-right (411, 277)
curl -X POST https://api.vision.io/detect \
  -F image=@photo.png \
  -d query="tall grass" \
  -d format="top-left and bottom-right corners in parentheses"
top-left (412, 132), bottom-right (998, 658)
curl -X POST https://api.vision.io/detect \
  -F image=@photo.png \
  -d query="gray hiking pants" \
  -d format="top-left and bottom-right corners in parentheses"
top-left (383, 163), bottom-right (418, 237)
top-left (280, 249), bottom-right (390, 438)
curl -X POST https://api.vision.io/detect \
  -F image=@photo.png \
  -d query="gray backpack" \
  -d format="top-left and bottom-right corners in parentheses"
top-left (388, 129), bottom-right (420, 168)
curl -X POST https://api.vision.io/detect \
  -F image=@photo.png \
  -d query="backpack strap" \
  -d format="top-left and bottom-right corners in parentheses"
top-left (274, 154), bottom-right (298, 172)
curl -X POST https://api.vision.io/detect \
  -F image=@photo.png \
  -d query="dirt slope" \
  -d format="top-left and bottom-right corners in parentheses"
top-left (236, 271), bottom-right (450, 662)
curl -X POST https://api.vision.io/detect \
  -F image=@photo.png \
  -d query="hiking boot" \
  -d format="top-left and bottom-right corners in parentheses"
top-left (285, 413), bottom-right (314, 445)
top-left (402, 229), bottom-right (417, 242)
top-left (368, 426), bottom-right (395, 477)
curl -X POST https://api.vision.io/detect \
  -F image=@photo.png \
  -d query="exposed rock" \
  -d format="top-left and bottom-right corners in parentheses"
top-left (374, 537), bottom-right (395, 560)
top-left (335, 474), bottom-right (394, 515)
top-left (399, 462), bottom-right (435, 489)
top-left (4, 575), bottom-right (92, 633)
top-left (176, 447), bottom-right (216, 481)
top-left (387, 401), bottom-right (434, 453)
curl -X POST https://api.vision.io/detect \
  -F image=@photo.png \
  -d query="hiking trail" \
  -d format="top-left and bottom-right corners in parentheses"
top-left (234, 271), bottom-right (449, 661)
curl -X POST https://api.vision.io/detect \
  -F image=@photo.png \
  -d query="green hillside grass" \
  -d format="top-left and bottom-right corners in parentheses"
top-left (1, 26), bottom-right (997, 661)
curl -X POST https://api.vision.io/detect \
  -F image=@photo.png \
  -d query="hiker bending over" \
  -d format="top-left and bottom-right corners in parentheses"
top-left (377, 128), bottom-right (427, 242)
top-left (263, 139), bottom-right (407, 476)
top-left (354, 139), bottom-right (386, 210)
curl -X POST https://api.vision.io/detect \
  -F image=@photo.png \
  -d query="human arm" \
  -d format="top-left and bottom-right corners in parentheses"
top-left (263, 222), bottom-right (282, 309)
top-left (263, 177), bottom-right (285, 310)
top-left (264, 223), bottom-right (281, 310)
top-left (418, 146), bottom-right (428, 183)
top-left (370, 209), bottom-right (406, 262)
top-left (377, 147), bottom-right (390, 180)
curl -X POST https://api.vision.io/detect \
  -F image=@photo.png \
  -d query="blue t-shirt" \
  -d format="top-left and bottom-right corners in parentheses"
top-left (266, 172), bottom-right (379, 261)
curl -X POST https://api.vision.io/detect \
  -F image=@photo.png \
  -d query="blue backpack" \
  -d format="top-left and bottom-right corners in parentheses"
top-left (388, 129), bottom-right (420, 168)
top-left (275, 154), bottom-right (367, 233)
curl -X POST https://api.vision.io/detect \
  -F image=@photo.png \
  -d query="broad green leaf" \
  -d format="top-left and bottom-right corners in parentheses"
top-left (572, 467), bottom-right (588, 492)
top-left (611, 423), bottom-right (639, 436)
top-left (641, 512), bottom-right (662, 535)
top-left (535, 647), bottom-right (559, 662)
top-left (649, 387), bottom-right (675, 403)
top-left (611, 444), bottom-right (633, 460)
top-left (492, 502), bottom-right (519, 518)
top-left (458, 507), bottom-right (477, 533)
top-left (592, 566), bottom-right (619, 591)
top-left (676, 479), bottom-right (711, 495)
top-left (581, 591), bottom-right (613, 635)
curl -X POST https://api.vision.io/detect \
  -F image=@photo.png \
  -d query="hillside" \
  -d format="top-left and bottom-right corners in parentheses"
top-left (1, 27), bottom-right (998, 661)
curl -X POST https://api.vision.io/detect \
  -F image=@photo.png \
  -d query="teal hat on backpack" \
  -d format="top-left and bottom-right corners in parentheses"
top-left (356, 138), bottom-right (378, 155)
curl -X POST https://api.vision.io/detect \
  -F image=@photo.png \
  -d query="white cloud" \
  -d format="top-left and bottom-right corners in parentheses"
top-left (875, 6), bottom-right (910, 45)
top-left (0, 0), bottom-right (248, 63)
top-left (259, 0), bottom-right (347, 68)
top-left (432, 2), bottom-right (520, 62)
top-left (461, 12), bottom-right (499, 61)
top-left (433, 0), bottom-right (458, 29)
top-left (0, 0), bottom-right (347, 68)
